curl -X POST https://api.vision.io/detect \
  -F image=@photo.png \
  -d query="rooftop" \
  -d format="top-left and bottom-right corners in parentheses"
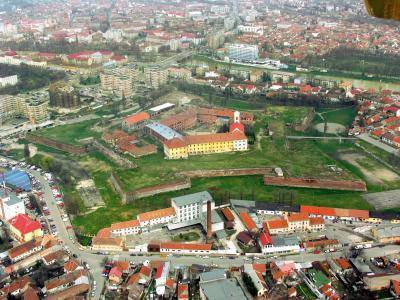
top-left (146, 122), bottom-right (182, 140)
top-left (160, 242), bottom-right (212, 251)
top-left (171, 191), bottom-right (212, 207)
top-left (271, 234), bottom-right (299, 247)
top-left (200, 277), bottom-right (247, 300)
top-left (138, 207), bottom-right (175, 222)
top-left (374, 225), bottom-right (400, 238)
top-left (111, 219), bottom-right (140, 231)
top-left (9, 214), bottom-right (41, 235)
top-left (149, 102), bottom-right (175, 112)
top-left (199, 269), bottom-right (226, 283)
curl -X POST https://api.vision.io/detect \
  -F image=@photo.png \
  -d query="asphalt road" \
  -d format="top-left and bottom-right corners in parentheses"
top-left (357, 133), bottom-right (398, 154)
top-left (24, 167), bottom-right (345, 299)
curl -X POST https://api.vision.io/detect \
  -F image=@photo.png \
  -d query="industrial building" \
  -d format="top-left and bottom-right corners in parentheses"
top-left (228, 43), bottom-right (259, 61)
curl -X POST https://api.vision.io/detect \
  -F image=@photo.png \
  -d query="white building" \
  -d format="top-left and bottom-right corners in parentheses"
top-left (238, 25), bottom-right (264, 35)
top-left (228, 44), bottom-right (259, 61)
top-left (243, 264), bottom-right (268, 296)
top-left (0, 75), bottom-right (18, 87)
top-left (171, 191), bottom-right (214, 223)
top-left (160, 243), bottom-right (212, 255)
top-left (137, 207), bottom-right (176, 227)
top-left (110, 219), bottom-right (140, 237)
top-left (0, 190), bottom-right (25, 221)
top-left (155, 261), bottom-right (170, 296)
top-left (260, 233), bottom-right (301, 255)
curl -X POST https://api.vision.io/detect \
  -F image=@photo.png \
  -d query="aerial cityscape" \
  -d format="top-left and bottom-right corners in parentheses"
top-left (1, 0), bottom-right (400, 299)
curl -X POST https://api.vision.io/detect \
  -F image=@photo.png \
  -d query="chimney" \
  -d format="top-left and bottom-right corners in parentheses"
top-left (206, 200), bottom-right (212, 241)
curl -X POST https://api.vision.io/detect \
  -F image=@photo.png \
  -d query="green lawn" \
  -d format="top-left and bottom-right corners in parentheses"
top-left (315, 106), bottom-right (356, 127)
top-left (36, 119), bottom-right (101, 145)
top-left (37, 105), bottom-right (378, 236)
top-left (172, 231), bottom-right (201, 242)
top-left (116, 136), bottom-right (354, 191)
top-left (297, 283), bottom-right (316, 300)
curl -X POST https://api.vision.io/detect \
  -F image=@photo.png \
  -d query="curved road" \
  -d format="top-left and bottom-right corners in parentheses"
top-left (23, 167), bottom-right (344, 299)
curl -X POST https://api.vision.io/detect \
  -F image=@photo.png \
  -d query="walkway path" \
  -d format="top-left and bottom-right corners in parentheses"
top-left (357, 133), bottom-right (399, 154)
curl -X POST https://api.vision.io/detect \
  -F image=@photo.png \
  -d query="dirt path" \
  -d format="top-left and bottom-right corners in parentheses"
top-left (256, 128), bottom-right (263, 150)
top-left (340, 152), bottom-right (400, 184)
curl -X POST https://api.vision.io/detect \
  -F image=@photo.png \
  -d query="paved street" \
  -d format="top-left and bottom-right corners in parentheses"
top-left (357, 133), bottom-right (399, 154)
top-left (21, 164), bottom-right (346, 299)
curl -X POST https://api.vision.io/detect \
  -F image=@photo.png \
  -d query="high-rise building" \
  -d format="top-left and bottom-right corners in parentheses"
top-left (0, 94), bottom-right (18, 122)
top-left (0, 94), bottom-right (48, 124)
top-left (144, 66), bottom-right (168, 89)
top-left (207, 30), bottom-right (225, 50)
top-left (49, 82), bottom-right (81, 108)
top-left (100, 66), bottom-right (137, 97)
top-left (228, 43), bottom-right (259, 61)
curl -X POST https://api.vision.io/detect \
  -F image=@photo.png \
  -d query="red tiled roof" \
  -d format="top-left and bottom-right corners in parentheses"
top-left (138, 207), bottom-right (175, 222)
top-left (111, 219), bottom-right (140, 231)
top-left (392, 280), bottom-right (400, 296)
top-left (253, 263), bottom-right (267, 274)
top-left (239, 212), bottom-right (257, 231)
top-left (91, 237), bottom-right (123, 247)
top-left (230, 122), bottom-right (245, 133)
top-left (309, 217), bottom-right (325, 226)
top-left (1, 275), bottom-right (30, 295)
top-left (300, 205), bottom-right (369, 219)
top-left (96, 227), bottom-right (111, 238)
top-left (160, 242), bottom-right (212, 251)
top-left (9, 214), bottom-right (41, 235)
top-left (124, 112), bottom-right (150, 125)
top-left (287, 213), bottom-right (309, 222)
top-left (305, 239), bottom-right (339, 249)
top-left (64, 259), bottom-right (80, 272)
top-left (220, 207), bottom-right (235, 222)
top-left (164, 137), bottom-right (186, 148)
top-left (185, 132), bottom-right (247, 145)
top-left (259, 230), bottom-right (272, 246)
top-left (335, 258), bottom-right (352, 270)
top-left (109, 266), bottom-right (122, 278)
top-left (266, 219), bottom-right (289, 230)
top-left (178, 283), bottom-right (189, 299)
top-left (300, 205), bottom-right (336, 216)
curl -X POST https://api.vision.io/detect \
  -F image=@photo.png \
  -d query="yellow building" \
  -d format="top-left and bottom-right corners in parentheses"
top-left (164, 132), bottom-right (248, 159)
top-left (8, 214), bottom-right (43, 242)
top-left (91, 237), bottom-right (124, 252)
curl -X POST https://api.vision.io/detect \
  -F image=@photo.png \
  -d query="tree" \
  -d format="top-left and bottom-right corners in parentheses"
top-left (64, 194), bottom-right (80, 215)
top-left (242, 273), bottom-right (258, 297)
top-left (24, 143), bottom-right (30, 160)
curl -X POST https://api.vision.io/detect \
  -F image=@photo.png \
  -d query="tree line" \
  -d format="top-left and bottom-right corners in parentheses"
top-left (301, 46), bottom-right (400, 78)
top-left (0, 63), bottom-right (66, 95)
top-left (175, 81), bottom-right (356, 110)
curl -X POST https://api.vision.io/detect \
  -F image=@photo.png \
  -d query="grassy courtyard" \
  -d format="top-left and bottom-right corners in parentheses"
top-left (30, 104), bottom-right (388, 235)
top-left (37, 119), bottom-right (101, 146)
top-left (116, 137), bottom-right (355, 191)
top-left (313, 106), bottom-right (356, 127)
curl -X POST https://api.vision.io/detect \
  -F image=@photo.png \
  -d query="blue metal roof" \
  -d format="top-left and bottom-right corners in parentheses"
top-left (4, 170), bottom-right (32, 191)
top-left (146, 122), bottom-right (182, 141)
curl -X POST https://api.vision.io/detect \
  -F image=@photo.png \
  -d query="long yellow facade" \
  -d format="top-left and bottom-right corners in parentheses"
top-left (10, 226), bottom-right (43, 242)
top-left (164, 136), bottom-right (248, 159)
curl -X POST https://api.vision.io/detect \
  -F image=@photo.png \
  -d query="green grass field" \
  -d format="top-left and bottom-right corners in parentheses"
top-left (116, 137), bottom-right (355, 191)
top-left (37, 119), bottom-right (101, 145)
top-left (315, 106), bottom-right (356, 127)
top-left (32, 105), bottom-right (392, 235)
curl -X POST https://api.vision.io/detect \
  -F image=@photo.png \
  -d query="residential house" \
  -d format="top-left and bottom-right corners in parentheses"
top-left (110, 220), bottom-right (140, 237)
top-left (91, 237), bottom-right (124, 252)
top-left (8, 214), bottom-right (43, 242)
